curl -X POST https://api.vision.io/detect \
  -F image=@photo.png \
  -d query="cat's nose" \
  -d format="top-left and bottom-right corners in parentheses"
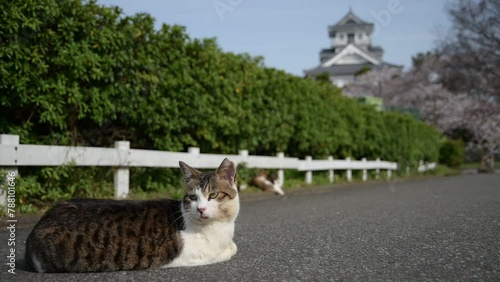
top-left (197, 207), bottom-right (206, 214)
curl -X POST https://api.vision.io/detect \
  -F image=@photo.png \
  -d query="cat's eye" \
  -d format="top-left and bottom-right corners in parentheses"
top-left (208, 192), bottom-right (219, 200)
top-left (188, 195), bottom-right (197, 201)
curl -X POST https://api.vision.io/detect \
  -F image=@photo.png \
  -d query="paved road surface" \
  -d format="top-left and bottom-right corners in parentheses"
top-left (1, 174), bottom-right (499, 281)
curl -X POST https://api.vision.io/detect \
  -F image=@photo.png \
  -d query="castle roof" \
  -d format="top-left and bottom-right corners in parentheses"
top-left (304, 62), bottom-right (403, 77)
top-left (328, 9), bottom-right (374, 35)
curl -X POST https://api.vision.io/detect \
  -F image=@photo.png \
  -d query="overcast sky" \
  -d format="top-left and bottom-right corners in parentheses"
top-left (98, 0), bottom-right (451, 76)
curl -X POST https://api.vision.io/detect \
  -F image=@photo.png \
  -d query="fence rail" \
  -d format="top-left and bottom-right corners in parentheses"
top-left (0, 134), bottom-right (436, 203)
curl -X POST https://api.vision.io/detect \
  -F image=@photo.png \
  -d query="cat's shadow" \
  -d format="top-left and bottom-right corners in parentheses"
top-left (16, 257), bottom-right (34, 272)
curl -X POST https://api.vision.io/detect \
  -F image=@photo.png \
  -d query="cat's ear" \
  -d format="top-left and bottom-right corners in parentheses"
top-left (179, 161), bottom-right (201, 181)
top-left (215, 158), bottom-right (236, 185)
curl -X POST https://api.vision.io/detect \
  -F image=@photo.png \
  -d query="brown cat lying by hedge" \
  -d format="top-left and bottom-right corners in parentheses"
top-left (236, 163), bottom-right (285, 195)
top-left (25, 158), bottom-right (239, 272)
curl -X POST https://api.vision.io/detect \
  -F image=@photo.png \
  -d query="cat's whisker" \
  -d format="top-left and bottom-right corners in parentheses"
top-left (168, 210), bottom-right (186, 230)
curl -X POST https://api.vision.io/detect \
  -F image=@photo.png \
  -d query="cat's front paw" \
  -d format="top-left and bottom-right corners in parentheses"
top-left (230, 242), bottom-right (237, 256)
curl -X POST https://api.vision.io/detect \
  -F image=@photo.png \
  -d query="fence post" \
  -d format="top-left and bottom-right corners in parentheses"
top-left (387, 168), bottom-right (392, 179)
top-left (238, 149), bottom-right (249, 163)
top-left (188, 147), bottom-right (201, 168)
top-left (419, 159), bottom-right (424, 173)
top-left (305, 156), bottom-right (313, 184)
top-left (277, 152), bottom-right (285, 187)
top-left (0, 134), bottom-right (19, 207)
top-left (375, 158), bottom-right (380, 179)
top-left (362, 158), bottom-right (367, 182)
top-left (237, 150), bottom-right (249, 190)
top-left (346, 157), bottom-right (352, 182)
top-left (328, 156), bottom-right (334, 183)
top-left (114, 141), bottom-right (130, 199)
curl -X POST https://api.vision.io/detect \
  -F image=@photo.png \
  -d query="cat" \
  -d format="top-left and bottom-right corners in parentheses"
top-left (250, 170), bottom-right (285, 196)
top-left (237, 163), bottom-right (285, 196)
top-left (24, 158), bottom-right (240, 273)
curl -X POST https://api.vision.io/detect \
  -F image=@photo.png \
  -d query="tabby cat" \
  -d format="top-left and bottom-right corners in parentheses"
top-left (237, 163), bottom-right (284, 195)
top-left (25, 158), bottom-right (240, 272)
top-left (251, 170), bottom-right (285, 196)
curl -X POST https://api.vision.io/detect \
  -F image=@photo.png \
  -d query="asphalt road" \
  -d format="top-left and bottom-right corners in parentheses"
top-left (1, 173), bottom-right (499, 281)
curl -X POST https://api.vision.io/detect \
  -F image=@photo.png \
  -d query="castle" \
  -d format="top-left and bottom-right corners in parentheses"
top-left (304, 9), bottom-right (402, 87)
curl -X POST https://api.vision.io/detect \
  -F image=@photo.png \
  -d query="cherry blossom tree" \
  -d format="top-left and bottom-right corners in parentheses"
top-left (344, 55), bottom-right (499, 169)
top-left (437, 0), bottom-right (500, 99)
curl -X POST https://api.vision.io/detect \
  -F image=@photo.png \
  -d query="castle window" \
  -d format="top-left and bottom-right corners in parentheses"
top-left (348, 33), bottom-right (354, 44)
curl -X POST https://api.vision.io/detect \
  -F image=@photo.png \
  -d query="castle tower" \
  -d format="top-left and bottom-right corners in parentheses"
top-left (304, 9), bottom-right (402, 87)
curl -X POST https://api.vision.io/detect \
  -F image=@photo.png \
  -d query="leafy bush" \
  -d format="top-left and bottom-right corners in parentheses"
top-left (16, 166), bottom-right (114, 210)
top-left (439, 139), bottom-right (465, 168)
top-left (0, 0), bottom-right (443, 209)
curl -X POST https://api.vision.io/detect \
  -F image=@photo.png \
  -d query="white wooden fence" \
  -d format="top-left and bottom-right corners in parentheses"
top-left (0, 134), bottom-right (435, 202)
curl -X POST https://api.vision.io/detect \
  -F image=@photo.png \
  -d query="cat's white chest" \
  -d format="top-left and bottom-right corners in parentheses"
top-left (164, 221), bottom-right (237, 268)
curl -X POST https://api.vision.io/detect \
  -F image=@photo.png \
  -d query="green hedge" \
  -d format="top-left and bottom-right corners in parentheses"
top-left (1, 0), bottom-right (442, 208)
top-left (439, 139), bottom-right (465, 168)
